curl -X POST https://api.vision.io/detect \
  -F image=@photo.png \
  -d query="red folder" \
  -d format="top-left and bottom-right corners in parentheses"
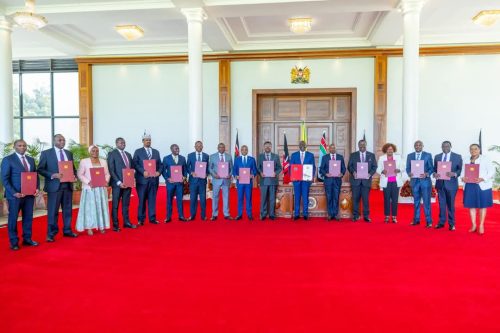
top-left (218, 161), bottom-right (229, 178)
top-left (356, 162), bottom-right (369, 179)
top-left (329, 160), bottom-right (341, 177)
top-left (122, 168), bottom-right (135, 188)
top-left (143, 159), bottom-right (156, 176)
top-left (58, 161), bottom-right (74, 182)
top-left (263, 161), bottom-right (275, 177)
top-left (21, 172), bottom-right (37, 195)
top-left (464, 164), bottom-right (479, 183)
top-left (170, 165), bottom-right (183, 183)
top-left (239, 167), bottom-right (251, 184)
top-left (290, 164), bottom-right (303, 181)
top-left (90, 167), bottom-right (107, 188)
top-left (195, 161), bottom-right (207, 179)
top-left (383, 160), bottom-right (396, 177)
top-left (437, 161), bottom-right (451, 180)
top-left (411, 160), bottom-right (424, 178)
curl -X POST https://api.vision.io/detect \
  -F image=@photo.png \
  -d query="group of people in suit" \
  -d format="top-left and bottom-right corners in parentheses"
top-left (1, 133), bottom-right (495, 251)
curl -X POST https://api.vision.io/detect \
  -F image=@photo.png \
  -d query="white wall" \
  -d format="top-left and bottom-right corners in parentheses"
top-left (388, 54), bottom-right (500, 164)
top-left (230, 58), bottom-right (375, 155)
top-left (92, 62), bottom-right (219, 156)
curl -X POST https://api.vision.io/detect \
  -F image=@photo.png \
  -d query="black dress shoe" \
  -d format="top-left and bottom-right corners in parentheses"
top-left (269, 216), bottom-right (275, 220)
top-left (410, 221), bottom-right (420, 226)
top-left (63, 232), bottom-right (78, 238)
top-left (179, 217), bottom-right (187, 222)
top-left (46, 237), bottom-right (55, 243)
top-left (248, 216), bottom-right (254, 221)
top-left (164, 218), bottom-right (171, 223)
top-left (138, 221), bottom-right (145, 226)
top-left (22, 239), bottom-right (39, 246)
top-left (303, 216), bottom-right (309, 221)
top-left (334, 216), bottom-right (341, 221)
top-left (426, 224), bottom-right (433, 228)
top-left (123, 223), bottom-right (137, 229)
top-left (352, 217), bottom-right (360, 222)
top-left (260, 216), bottom-right (267, 221)
top-left (187, 216), bottom-right (195, 221)
top-left (10, 245), bottom-right (19, 251)
top-left (210, 216), bottom-right (217, 221)
top-left (200, 217), bottom-right (207, 221)
top-left (292, 216), bottom-right (299, 221)
top-left (150, 220), bottom-right (160, 224)
top-left (113, 227), bottom-right (121, 232)
top-left (364, 217), bottom-right (372, 223)
top-left (449, 226), bottom-right (456, 231)
top-left (435, 224), bottom-right (445, 229)
top-left (235, 216), bottom-right (242, 220)
top-left (224, 216), bottom-right (233, 220)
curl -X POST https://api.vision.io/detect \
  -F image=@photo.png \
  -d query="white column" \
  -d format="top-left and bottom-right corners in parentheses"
top-left (400, 0), bottom-right (424, 157)
top-left (0, 16), bottom-right (13, 143)
top-left (182, 8), bottom-right (206, 144)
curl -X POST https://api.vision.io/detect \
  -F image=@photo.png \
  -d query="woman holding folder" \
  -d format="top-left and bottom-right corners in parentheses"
top-left (76, 145), bottom-right (111, 235)
top-left (376, 143), bottom-right (403, 223)
top-left (462, 143), bottom-right (494, 235)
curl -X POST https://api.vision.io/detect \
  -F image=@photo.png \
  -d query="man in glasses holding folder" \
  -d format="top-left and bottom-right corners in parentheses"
top-left (319, 144), bottom-right (346, 221)
top-left (257, 141), bottom-right (282, 221)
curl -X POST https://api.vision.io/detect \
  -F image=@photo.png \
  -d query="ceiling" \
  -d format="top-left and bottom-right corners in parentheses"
top-left (1, 0), bottom-right (499, 59)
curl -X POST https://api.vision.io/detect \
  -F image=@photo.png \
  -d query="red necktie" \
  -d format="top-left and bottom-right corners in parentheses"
top-left (22, 156), bottom-right (29, 171)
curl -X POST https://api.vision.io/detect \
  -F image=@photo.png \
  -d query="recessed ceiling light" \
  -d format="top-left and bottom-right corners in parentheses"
top-left (473, 10), bottom-right (500, 27)
top-left (288, 17), bottom-right (312, 34)
top-left (114, 25), bottom-right (145, 41)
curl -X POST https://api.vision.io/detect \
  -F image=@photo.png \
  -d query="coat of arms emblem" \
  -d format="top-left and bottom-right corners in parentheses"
top-left (291, 66), bottom-right (310, 84)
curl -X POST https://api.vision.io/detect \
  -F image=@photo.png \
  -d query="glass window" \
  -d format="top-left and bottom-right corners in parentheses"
top-left (54, 118), bottom-right (80, 144)
top-left (13, 118), bottom-right (21, 140)
top-left (22, 73), bottom-right (51, 117)
top-left (54, 72), bottom-right (79, 116)
top-left (22, 118), bottom-right (52, 145)
top-left (13, 74), bottom-right (20, 117)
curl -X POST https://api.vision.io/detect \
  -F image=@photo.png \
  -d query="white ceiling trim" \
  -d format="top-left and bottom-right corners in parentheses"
top-left (218, 17), bottom-right (239, 48)
top-left (87, 42), bottom-right (213, 56)
top-left (231, 37), bottom-right (372, 51)
top-left (204, 0), bottom-right (326, 6)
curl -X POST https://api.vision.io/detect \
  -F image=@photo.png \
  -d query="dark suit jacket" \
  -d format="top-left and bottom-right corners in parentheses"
top-left (434, 152), bottom-right (462, 190)
top-left (38, 148), bottom-right (76, 193)
top-left (162, 154), bottom-right (187, 182)
top-left (406, 151), bottom-right (433, 185)
top-left (186, 151), bottom-right (210, 184)
top-left (319, 153), bottom-right (346, 185)
top-left (290, 151), bottom-right (316, 181)
top-left (257, 152), bottom-right (282, 186)
top-left (1, 153), bottom-right (38, 199)
top-left (133, 147), bottom-right (162, 185)
top-left (347, 151), bottom-right (377, 185)
top-left (108, 149), bottom-right (134, 187)
top-left (232, 155), bottom-right (257, 179)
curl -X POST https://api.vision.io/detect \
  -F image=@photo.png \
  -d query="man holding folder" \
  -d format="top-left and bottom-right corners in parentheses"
top-left (290, 141), bottom-right (316, 220)
top-left (319, 144), bottom-right (346, 221)
top-left (257, 141), bottom-right (282, 220)
top-left (433, 141), bottom-right (462, 231)
top-left (162, 144), bottom-right (187, 223)
top-left (233, 145), bottom-right (257, 220)
top-left (209, 143), bottom-right (233, 220)
top-left (186, 141), bottom-right (209, 221)
top-left (38, 134), bottom-right (78, 242)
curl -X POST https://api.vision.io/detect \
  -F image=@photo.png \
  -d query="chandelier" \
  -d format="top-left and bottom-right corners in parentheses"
top-left (288, 17), bottom-right (312, 34)
top-left (114, 25), bottom-right (145, 41)
top-left (12, 0), bottom-right (48, 30)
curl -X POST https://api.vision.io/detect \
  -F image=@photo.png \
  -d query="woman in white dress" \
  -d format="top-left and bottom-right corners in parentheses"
top-left (76, 145), bottom-right (111, 235)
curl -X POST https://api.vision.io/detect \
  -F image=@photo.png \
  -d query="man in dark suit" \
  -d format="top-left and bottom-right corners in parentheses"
top-left (186, 140), bottom-right (209, 221)
top-left (1, 139), bottom-right (40, 250)
top-left (433, 140), bottom-right (462, 231)
top-left (162, 143), bottom-right (187, 223)
top-left (290, 141), bottom-right (316, 220)
top-left (406, 140), bottom-right (434, 227)
top-left (257, 141), bottom-right (282, 221)
top-left (347, 139), bottom-right (377, 222)
top-left (233, 145), bottom-right (257, 220)
top-left (38, 134), bottom-right (78, 242)
top-left (132, 133), bottom-right (162, 225)
top-left (209, 143), bottom-right (233, 220)
top-left (107, 137), bottom-right (137, 231)
top-left (319, 143), bottom-right (346, 221)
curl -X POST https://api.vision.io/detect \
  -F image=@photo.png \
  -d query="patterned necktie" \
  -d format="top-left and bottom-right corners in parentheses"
top-left (266, 154), bottom-right (270, 161)
top-left (173, 155), bottom-right (178, 164)
top-left (331, 154), bottom-right (335, 160)
top-left (220, 154), bottom-right (224, 162)
top-left (21, 155), bottom-right (29, 171)
top-left (59, 149), bottom-right (65, 161)
top-left (121, 150), bottom-right (129, 168)
top-left (147, 149), bottom-right (152, 159)
top-left (197, 153), bottom-right (201, 162)
top-left (416, 153), bottom-right (421, 160)
top-left (361, 153), bottom-right (365, 163)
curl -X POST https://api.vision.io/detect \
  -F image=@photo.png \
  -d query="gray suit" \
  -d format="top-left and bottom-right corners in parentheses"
top-left (209, 152), bottom-right (233, 217)
top-left (257, 152), bottom-right (282, 218)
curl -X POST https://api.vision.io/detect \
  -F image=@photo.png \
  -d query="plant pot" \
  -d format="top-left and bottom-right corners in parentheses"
top-left (73, 190), bottom-right (82, 205)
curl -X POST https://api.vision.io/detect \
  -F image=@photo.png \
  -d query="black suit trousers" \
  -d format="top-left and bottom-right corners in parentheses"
top-left (7, 196), bottom-right (34, 246)
top-left (111, 186), bottom-right (132, 226)
top-left (351, 182), bottom-right (371, 218)
top-left (136, 180), bottom-right (158, 222)
top-left (47, 182), bottom-right (73, 237)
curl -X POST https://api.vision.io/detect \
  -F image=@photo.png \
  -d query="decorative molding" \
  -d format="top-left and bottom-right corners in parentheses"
top-left (374, 55), bottom-right (387, 158)
top-left (181, 8), bottom-right (207, 23)
top-left (219, 60), bottom-right (231, 146)
top-left (397, 0), bottom-right (425, 15)
top-left (78, 63), bottom-right (93, 146)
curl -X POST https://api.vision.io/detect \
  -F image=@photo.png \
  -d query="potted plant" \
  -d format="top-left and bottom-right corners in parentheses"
top-left (488, 145), bottom-right (500, 203)
top-left (97, 143), bottom-right (114, 199)
top-left (67, 140), bottom-right (89, 204)
top-left (0, 142), bottom-right (14, 216)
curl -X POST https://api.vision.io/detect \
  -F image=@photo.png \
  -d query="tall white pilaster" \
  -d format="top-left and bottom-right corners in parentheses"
top-left (0, 16), bottom-right (13, 143)
top-left (182, 8), bottom-right (206, 145)
top-left (400, 0), bottom-right (425, 157)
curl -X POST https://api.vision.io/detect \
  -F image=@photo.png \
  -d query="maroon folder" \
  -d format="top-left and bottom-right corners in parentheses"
top-left (464, 164), bottom-right (479, 183)
top-left (329, 160), bottom-right (341, 177)
top-left (356, 162), bottom-right (369, 179)
top-left (437, 161), bottom-right (451, 180)
top-left (21, 172), bottom-right (37, 195)
top-left (90, 167), bottom-right (107, 188)
top-left (170, 165), bottom-right (183, 183)
top-left (122, 168), bottom-right (135, 188)
top-left (411, 160), bottom-right (424, 178)
top-left (58, 161), bottom-right (74, 182)
top-left (218, 161), bottom-right (229, 178)
top-left (143, 159), bottom-right (156, 176)
top-left (263, 161), bottom-right (275, 177)
top-left (195, 161), bottom-right (207, 179)
top-left (290, 164), bottom-right (303, 181)
top-left (239, 167), bottom-right (251, 184)
top-left (383, 160), bottom-right (396, 177)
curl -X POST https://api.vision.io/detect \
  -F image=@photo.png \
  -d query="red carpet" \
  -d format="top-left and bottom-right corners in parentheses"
top-left (1, 188), bottom-right (499, 333)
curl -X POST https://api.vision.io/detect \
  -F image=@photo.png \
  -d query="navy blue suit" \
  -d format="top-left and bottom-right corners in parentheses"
top-left (319, 153), bottom-right (346, 219)
top-left (107, 148), bottom-right (134, 227)
top-left (133, 147), bottom-right (162, 222)
top-left (38, 148), bottom-right (76, 237)
top-left (186, 151), bottom-right (209, 219)
top-left (232, 155), bottom-right (257, 218)
top-left (290, 151), bottom-right (316, 218)
top-left (434, 152), bottom-right (463, 227)
top-left (347, 151), bottom-right (377, 219)
top-left (406, 151), bottom-right (434, 224)
top-left (162, 154), bottom-right (187, 220)
top-left (1, 153), bottom-right (38, 247)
